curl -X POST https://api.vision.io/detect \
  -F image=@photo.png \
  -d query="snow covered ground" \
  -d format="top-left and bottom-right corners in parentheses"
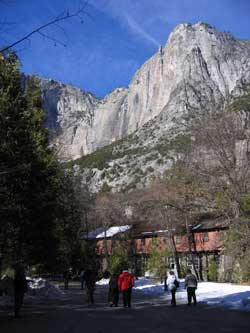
top-left (133, 278), bottom-right (250, 311)
top-left (96, 278), bottom-right (110, 286)
top-left (1, 276), bottom-right (249, 312)
top-left (96, 278), bottom-right (250, 311)
top-left (27, 278), bottom-right (65, 299)
top-left (0, 278), bottom-right (65, 306)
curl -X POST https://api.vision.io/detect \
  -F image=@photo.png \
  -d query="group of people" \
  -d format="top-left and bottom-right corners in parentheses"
top-left (108, 269), bottom-right (135, 308)
top-left (9, 265), bottom-right (198, 317)
top-left (65, 267), bottom-right (198, 308)
top-left (78, 268), bottom-right (135, 308)
top-left (166, 269), bottom-right (198, 307)
top-left (108, 268), bottom-right (198, 308)
top-left (64, 268), bottom-right (98, 305)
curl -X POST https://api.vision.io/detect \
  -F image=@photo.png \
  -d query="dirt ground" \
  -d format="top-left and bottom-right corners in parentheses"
top-left (0, 282), bottom-right (249, 333)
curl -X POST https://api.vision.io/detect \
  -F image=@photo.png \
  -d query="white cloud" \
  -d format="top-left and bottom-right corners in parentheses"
top-left (89, 0), bottom-right (160, 47)
top-left (123, 13), bottom-right (159, 47)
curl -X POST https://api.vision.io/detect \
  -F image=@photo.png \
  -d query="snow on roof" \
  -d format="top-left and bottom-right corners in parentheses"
top-left (80, 227), bottom-right (105, 240)
top-left (142, 229), bottom-right (168, 235)
top-left (192, 224), bottom-right (201, 230)
top-left (81, 225), bottom-right (132, 240)
top-left (96, 225), bottom-right (132, 238)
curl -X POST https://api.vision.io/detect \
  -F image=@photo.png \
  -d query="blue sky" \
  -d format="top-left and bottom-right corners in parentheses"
top-left (0, 0), bottom-right (250, 97)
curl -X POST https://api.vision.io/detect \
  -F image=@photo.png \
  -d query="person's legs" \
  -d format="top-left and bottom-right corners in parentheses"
top-left (192, 288), bottom-right (197, 305)
top-left (171, 290), bottom-right (176, 306)
top-left (114, 289), bottom-right (119, 306)
top-left (109, 288), bottom-right (116, 306)
top-left (14, 292), bottom-right (24, 317)
top-left (86, 288), bottom-right (92, 305)
top-left (122, 290), bottom-right (127, 307)
top-left (86, 288), bottom-right (90, 304)
top-left (187, 287), bottom-right (192, 305)
top-left (90, 288), bottom-right (94, 304)
top-left (127, 288), bottom-right (132, 307)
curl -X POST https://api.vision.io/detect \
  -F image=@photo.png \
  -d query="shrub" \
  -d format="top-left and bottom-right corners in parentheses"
top-left (147, 242), bottom-right (171, 279)
top-left (108, 243), bottom-right (130, 274)
top-left (179, 264), bottom-right (187, 279)
top-left (100, 182), bottom-right (112, 193)
top-left (225, 223), bottom-right (250, 283)
top-left (208, 260), bottom-right (218, 281)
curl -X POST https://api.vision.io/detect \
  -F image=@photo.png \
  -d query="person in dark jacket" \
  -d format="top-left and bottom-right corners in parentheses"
top-left (108, 273), bottom-right (119, 307)
top-left (13, 264), bottom-right (27, 318)
top-left (118, 269), bottom-right (134, 308)
top-left (185, 269), bottom-right (198, 306)
top-left (84, 269), bottom-right (96, 305)
top-left (63, 270), bottom-right (70, 290)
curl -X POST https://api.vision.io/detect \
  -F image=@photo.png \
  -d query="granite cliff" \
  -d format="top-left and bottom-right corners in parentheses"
top-left (32, 22), bottom-right (250, 191)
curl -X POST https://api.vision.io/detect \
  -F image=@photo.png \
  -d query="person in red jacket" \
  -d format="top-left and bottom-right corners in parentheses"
top-left (118, 269), bottom-right (134, 308)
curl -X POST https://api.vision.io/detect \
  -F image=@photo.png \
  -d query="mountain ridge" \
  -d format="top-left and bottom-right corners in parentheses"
top-left (29, 22), bottom-right (250, 189)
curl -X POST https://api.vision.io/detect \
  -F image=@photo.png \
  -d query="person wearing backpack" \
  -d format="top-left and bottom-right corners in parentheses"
top-left (108, 273), bottom-right (119, 307)
top-left (118, 269), bottom-right (134, 308)
top-left (166, 270), bottom-right (179, 306)
top-left (185, 269), bottom-right (198, 306)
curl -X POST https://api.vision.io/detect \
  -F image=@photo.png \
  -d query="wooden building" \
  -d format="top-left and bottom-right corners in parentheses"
top-left (81, 215), bottom-right (230, 281)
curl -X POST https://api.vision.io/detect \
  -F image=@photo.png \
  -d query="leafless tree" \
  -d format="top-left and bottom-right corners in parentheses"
top-left (190, 93), bottom-right (250, 219)
top-left (0, 2), bottom-right (90, 53)
top-left (87, 192), bottom-right (127, 266)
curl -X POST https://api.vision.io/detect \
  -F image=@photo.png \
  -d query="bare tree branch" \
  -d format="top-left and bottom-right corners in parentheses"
top-left (37, 31), bottom-right (66, 48)
top-left (0, 2), bottom-right (89, 53)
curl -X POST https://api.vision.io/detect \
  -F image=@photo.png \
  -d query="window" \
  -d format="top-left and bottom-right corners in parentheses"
top-left (175, 235), bottom-right (182, 244)
top-left (202, 232), bottom-right (209, 242)
top-left (219, 231), bottom-right (226, 241)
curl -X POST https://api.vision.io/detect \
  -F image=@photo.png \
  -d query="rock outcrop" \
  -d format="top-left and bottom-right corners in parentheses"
top-left (35, 22), bottom-right (250, 161)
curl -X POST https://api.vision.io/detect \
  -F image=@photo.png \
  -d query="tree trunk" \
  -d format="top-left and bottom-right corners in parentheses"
top-left (104, 227), bottom-right (109, 270)
top-left (185, 216), bottom-right (199, 279)
top-left (170, 235), bottom-right (181, 277)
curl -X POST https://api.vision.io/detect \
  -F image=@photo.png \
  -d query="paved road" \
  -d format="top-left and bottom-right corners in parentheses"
top-left (0, 283), bottom-right (249, 333)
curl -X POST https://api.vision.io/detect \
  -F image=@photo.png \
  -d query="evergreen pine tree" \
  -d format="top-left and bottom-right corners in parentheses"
top-left (0, 54), bottom-right (59, 269)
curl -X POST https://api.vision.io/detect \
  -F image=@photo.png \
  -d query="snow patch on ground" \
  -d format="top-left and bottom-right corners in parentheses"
top-left (96, 278), bottom-right (110, 286)
top-left (0, 278), bottom-right (65, 306)
top-left (134, 278), bottom-right (164, 295)
top-left (134, 278), bottom-right (250, 311)
top-left (27, 278), bottom-right (65, 299)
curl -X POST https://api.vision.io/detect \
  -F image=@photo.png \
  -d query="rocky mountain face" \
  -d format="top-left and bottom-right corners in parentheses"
top-left (34, 22), bottom-right (250, 192)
